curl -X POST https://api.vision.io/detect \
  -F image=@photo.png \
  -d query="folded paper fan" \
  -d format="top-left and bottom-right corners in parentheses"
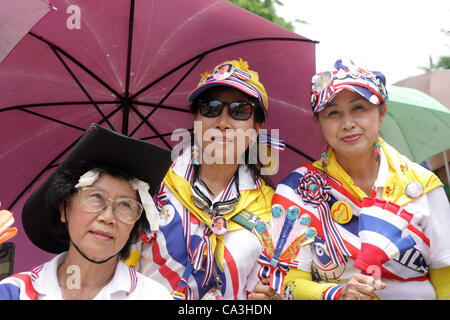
top-left (253, 204), bottom-right (316, 294)
top-left (0, 209), bottom-right (18, 245)
top-left (353, 197), bottom-right (416, 276)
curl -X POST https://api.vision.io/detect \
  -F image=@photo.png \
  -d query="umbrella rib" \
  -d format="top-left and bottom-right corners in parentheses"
top-left (124, 0), bottom-right (135, 98)
top-left (130, 37), bottom-right (316, 99)
top-left (28, 32), bottom-right (123, 99)
top-left (155, 55), bottom-right (205, 106)
top-left (131, 101), bottom-right (191, 113)
top-left (7, 105), bottom-right (125, 210)
top-left (0, 101), bottom-right (119, 113)
top-left (129, 56), bottom-right (205, 136)
top-left (50, 47), bottom-right (115, 131)
top-left (284, 142), bottom-right (315, 162)
top-left (128, 103), bottom-right (172, 149)
top-left (19, 109), bottom-right (86, 131)
top-left (122, 0), bottom-right (136, 135)
top-left (7, 137), bottom-right (82, 211)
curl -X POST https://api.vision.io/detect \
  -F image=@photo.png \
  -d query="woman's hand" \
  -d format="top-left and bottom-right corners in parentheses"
top-left (248, 278), bottom-right (281, 300)
top-left (340, 273), bottom-right (386, 300)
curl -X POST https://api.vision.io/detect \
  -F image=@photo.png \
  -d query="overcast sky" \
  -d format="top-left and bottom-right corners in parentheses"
top-left (276, 0), bottom-right (450, 85)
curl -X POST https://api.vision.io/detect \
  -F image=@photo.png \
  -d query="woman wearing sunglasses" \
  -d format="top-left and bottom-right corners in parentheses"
top-left (129, 59), bottom-right (282, 300)
top-left (0, 124), bottom-right (173, 299)
top-left (272, 59), bottom-right (450, 300)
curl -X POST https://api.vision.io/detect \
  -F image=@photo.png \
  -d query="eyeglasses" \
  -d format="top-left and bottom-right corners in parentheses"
top-left (77, 187), bottom-right (143, 224)
top-left (196, 99), bottom-right (256, 121)
top-left (190, 167), bottom-right (241, 216)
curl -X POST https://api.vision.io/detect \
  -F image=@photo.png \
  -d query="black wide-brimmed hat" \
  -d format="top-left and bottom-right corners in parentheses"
top-left (22, 124), bottom-right (173, 254)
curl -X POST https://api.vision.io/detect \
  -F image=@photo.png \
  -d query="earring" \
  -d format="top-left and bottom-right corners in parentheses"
top-left (192, 143), bottom-right (200, 165)
top-left (373, 138), bottom-right (381, 162)
top-left (321, 143), bottom-right (329, 167)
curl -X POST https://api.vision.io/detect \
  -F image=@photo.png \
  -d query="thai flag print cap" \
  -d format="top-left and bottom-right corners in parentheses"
top-left (311, 59), bottom-right (389, 113)
top-left (188, 58), bottom-right (268, 114)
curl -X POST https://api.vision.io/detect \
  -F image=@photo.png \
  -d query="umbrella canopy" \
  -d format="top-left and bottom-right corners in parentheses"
top-left (0, 0), bottom-right (320, 272)
top-left (0, 0), bottom-right (52, 63)
top-left (394, 70), bottom-right (450, 185)
top-left (394, 70), bottom-right (450, 109)
top-left (380, 85), bottom-right (450, 163)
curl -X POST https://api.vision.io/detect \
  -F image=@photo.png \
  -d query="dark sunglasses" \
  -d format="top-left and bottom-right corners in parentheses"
top-left (196, 99), bottom-right (256, 121)
top-left (191, 167), bottom-right (241, 216)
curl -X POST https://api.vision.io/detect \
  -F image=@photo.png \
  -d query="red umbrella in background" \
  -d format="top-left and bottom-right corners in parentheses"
top-left (0, 0), bottom-right (320, 273)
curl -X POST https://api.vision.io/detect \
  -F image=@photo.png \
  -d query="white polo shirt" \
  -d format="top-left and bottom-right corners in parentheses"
top-left (0, 253), bottom-right (173, 300)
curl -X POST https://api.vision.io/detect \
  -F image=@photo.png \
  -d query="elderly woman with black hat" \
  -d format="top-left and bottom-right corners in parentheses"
top-left (273, 59), bottom-right (450, 300)
top-left (0, 124), bottom-right (173, 300)
top-left (127, 59), bottom-right (283, 300)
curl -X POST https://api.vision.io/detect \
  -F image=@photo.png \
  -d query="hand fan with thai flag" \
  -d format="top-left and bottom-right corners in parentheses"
top-left (0, 209), bottom-right (18, 245)
top-left (253, 204), bottom-right (317, 294)
top-left (354, 197), bottom-right (416, 276)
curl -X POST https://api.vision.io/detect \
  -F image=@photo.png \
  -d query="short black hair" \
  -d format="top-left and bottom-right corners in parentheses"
top-left (45, 160), bottom-right (148, 260)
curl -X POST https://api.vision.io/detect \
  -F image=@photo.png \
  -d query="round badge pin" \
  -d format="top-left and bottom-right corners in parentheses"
top-left (213, 64), bottom-right (234, 81)
top-left (313, 71), bottom-right (332, 92)
top-left (305, 227), bottom-right (317, 239)
top-left (271, 204), bottom-right (283, 219)
top-left (254, 221), bottom-right (267, 234)
top-left (299, 213), bottom-right (311, 226)
top-left (330, 201), bottom-right (353, 224)
top-left (405, 182), bottom-right (424, 199)
top-left (210, 216), bottom-right (228, 236)
top-left (159, 204), bottom-right (175, 226)
top-left (286, 206), bottom-right (300, 221)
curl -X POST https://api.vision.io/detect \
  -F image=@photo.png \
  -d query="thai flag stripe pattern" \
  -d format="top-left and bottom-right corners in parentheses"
top-left (202, 74), bottom-right (266, 110)
top-left (127, 266), bottom-right (138, 296)
top-left (258, 133), bottom-right (286, 151)
top-left (322, 285), bottom-right (343, 300)
top-left (273, 165), bottom-right (430, 281)
top-left (0, 273), bottom-right (39, 300)
top-left (233, 68), bottom-right (251, 81)
top-left (220, 176), bottom-right (236, 201)
top-left (354, 197), bottom-right (416, 273)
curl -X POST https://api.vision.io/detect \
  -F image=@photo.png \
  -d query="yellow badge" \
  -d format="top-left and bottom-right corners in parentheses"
top-left (331, 201), bottom-right (353, 224)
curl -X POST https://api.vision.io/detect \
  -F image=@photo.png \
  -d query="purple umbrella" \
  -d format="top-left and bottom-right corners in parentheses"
top-left (0, 0), bottom-right (321, 273)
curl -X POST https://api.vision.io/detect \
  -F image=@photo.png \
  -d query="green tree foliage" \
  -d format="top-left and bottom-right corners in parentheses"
top-left (435, 56), bottom-right (450, 69)
top-left (420, 55), bottom-right (450, 72)
top-left (228, 0), bottom-right (298, 31)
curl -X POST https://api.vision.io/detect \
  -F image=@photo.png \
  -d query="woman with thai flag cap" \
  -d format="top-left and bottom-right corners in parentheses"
top-left (272, 59), bottom-right (450, 300)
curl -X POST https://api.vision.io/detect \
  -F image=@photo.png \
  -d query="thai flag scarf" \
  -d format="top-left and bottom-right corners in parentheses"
top-left (163, 165), bottom-right (273, 299)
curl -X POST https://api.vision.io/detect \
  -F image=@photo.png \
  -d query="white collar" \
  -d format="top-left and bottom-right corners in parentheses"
top-left (99, 259), bottom-right (138, 297)
top-left (31, 253), bottom-right (64, 298)
top-left (31, 252), bottom-right (138, 299)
